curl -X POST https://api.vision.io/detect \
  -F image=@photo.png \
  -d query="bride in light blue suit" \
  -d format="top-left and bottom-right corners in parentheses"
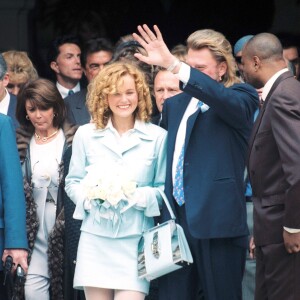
top-left (65, 62), bottom-right (167, 300)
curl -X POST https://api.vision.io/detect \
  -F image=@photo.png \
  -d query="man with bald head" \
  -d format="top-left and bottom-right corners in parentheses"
top-left (243, 33), bottom-right (300, 300)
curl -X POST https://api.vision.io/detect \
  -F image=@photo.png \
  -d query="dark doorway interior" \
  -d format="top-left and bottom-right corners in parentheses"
top-left (31, 0), bottom-right (275, 78)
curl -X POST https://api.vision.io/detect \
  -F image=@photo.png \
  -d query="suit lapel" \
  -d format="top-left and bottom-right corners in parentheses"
top-left (247, 104), bottom-right (266, 160)
top-left (94, 126), bottom-right (149, 157)
top-left (121, 134), bottom-right (142, 154)
top-left (90, 129), bottom-right (121, 157)
top-left (75, 90), bottom-right (87, 109)
top-left (248, 71), bottom-right (291, 164)
top-left (72, 89), bottom-right (91, 124)
top-left (185, 106), bottom-right (202, 150)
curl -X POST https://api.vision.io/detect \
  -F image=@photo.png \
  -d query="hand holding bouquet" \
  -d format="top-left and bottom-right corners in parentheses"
top-left (81, 162), bottom-right (137, 212)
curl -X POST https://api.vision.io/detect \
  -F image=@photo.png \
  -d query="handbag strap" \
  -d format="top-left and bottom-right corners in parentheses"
top-left (156, 188), bottom-right (176, 220)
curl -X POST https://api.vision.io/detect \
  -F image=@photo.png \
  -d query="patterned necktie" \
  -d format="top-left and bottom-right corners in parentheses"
top-left (173, 145), bottom-right (185, 206)
top-left (68, 90), bottom-right (74, 96)
top-left (173, 100), bottom-right (203, 206)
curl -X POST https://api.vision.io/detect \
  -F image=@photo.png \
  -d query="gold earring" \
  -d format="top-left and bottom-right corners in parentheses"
top-left (26, 115), bottom-right (30, 120)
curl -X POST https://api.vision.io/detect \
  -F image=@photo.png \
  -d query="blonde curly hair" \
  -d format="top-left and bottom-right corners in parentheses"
top-left (87, 61), bottom-right (152, 129)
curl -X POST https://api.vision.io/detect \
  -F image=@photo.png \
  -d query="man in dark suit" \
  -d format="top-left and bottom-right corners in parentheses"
top-left (47, 35), bottom-right (83, 99)
top-left (0, 54), bottom-right (19, 128)
top-left (133, 25), bottom-right (258, 300)
top-left (64, 37), bottom-right (114, 125)
top-left (0, 113), bottom-right (28, 299)
top-left (243, 33), bottom-right (300, 300)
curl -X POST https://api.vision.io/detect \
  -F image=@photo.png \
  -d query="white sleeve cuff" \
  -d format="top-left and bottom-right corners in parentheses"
top-left (284, 226), bottom-right (300, 233)
top-left (177, 62), bottom-right (191, 85)
top-left (73, 197), bottom-right (87, 220)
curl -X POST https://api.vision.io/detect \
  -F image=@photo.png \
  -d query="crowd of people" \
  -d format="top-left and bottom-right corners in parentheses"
top-left (0, 21), bottom-right (300, 300)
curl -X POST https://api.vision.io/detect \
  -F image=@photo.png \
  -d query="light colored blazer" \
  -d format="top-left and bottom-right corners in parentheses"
top-left (65, 120), bottom-right (167, 238)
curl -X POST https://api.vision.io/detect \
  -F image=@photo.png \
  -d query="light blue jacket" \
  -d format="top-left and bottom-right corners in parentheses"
top-left (65, 120), bottom-right (167, 238)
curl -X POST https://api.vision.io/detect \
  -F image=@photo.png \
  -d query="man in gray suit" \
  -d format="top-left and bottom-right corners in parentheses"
top-left (244, 33), bottom-right (300, 300)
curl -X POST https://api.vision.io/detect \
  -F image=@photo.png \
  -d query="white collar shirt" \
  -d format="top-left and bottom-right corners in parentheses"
top-left (0, 89), bottom-right (10, 115)
top-left (56, 81), bottom-right (80, 99)
top-left (261, 68), bottom-right (288, 100)
top-left (172, 62), bottom-right (210, 184)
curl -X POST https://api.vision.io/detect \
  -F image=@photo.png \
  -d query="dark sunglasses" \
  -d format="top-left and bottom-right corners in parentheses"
top-left (235, 56), bottom-right (242, 64)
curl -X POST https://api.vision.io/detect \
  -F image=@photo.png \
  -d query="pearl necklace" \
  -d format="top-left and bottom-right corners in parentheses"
top-left (35, 130), bottom-right (58, 142)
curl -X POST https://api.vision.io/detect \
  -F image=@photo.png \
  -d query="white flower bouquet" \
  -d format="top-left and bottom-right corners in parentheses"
top-left (81, 162), bottom-right (137, 214)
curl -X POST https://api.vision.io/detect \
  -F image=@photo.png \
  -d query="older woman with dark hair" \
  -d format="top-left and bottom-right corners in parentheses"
top-left (15, 78), bottom-right (77, 300)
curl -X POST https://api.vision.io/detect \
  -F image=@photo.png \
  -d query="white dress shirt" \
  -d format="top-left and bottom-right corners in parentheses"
top-left (171, 63), bottom-right (209, 184)
top-left (56, 81), bottom-right (80, 99)
top-left (261, 68), bottom-right (288, 100)
top-left (0, 88), bottom-right (10, 115)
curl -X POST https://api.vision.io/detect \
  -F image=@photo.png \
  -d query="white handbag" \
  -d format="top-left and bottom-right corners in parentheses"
top-left (137, 190), bottom-right (193, 281)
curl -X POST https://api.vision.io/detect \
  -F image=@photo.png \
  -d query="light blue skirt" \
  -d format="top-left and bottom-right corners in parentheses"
top-left (74, 231), bottom-right (149, 294)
